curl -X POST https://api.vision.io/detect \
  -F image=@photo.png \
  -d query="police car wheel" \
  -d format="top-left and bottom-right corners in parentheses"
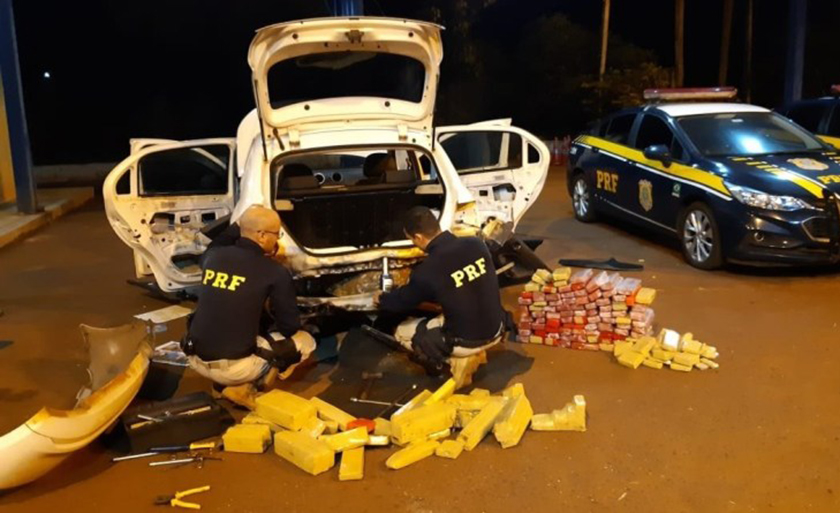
top-left (679, 202), bottom-right (723, 270)
top-left (572, 173), bottom-right (596, 222)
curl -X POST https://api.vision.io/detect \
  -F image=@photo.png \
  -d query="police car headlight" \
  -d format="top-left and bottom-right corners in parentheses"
top-left (724, 182), bottom-right (818, 211)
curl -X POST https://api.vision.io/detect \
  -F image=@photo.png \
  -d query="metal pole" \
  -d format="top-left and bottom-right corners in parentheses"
top-left (719, 0), bottom-right (733, 86)
top-left (743, 0), bottom-right (754, 103)
top-left (0, 0), bottom-right (36, 214)
top-left (783, 0), bottom-right (806, 104)
top-left (674, 0), bottom-right (685, 87)
top-left (599, 0), bottom-right (610, 81)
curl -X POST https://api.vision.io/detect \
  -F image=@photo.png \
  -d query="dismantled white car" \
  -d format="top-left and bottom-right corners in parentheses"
top-left (103, 17), bottom-right (549, 312)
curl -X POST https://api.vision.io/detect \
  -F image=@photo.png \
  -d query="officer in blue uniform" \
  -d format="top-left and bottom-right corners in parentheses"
top-left (377, 206), bottom-right (510, 387)
top-left (184, 206), bottom-right (315, 408)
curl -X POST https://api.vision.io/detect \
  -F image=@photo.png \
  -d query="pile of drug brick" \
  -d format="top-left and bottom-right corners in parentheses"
top-left (221, 380), bottom-right (586, 480)
top-left (613, 329), bottom-right (720, 372)
top-left (516, 267), bottom-right (657, 349)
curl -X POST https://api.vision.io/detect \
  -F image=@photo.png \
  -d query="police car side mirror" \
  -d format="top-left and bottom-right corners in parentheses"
top-left (643, 144), bottom-right (672, 166)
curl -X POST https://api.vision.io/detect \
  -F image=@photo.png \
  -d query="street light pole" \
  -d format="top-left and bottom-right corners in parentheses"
top-left (0, 0), bottom-right (37, 214)
top-left (783, 0), bottom-right (806, 104)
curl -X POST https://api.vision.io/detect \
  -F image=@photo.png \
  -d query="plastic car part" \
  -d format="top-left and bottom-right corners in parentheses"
top-left (0, 322), bottom-right (152, 490)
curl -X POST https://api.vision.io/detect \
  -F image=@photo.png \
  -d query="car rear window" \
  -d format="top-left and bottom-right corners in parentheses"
top-left (678, 112), bottom-right (824, 157)
top-left (604, 114), bottom-right (636, 145)
top-left (267, 52), bottom-right (426, 108)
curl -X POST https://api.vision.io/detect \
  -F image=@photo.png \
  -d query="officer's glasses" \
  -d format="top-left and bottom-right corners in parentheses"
top-left (259, 230), bottom-right (282, 239)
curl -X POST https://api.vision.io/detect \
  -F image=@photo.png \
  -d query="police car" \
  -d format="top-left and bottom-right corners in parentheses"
top-left (567, 87), bottom-right (840, 269)
top-left (102, 17), bottom-right (549, 311)
top-left (778, 86), bottom-right (840, 148)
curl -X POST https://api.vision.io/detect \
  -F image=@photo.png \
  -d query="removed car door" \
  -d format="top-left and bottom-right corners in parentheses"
top-left (102, 139), bottom-right (236, 293)
top-left (437, 124), bottom-right (549, 229)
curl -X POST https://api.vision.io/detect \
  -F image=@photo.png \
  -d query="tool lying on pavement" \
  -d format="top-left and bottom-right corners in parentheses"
top-left (376, 384), bottom-right (419, 418)
top-left (558, 257), bottom-right (643, 271)
top-left (350, 398), bottom-right (407, 407)
top-left (149, 455), bottom-right (222, 468)
top-left (155, 485), bottom-right (210, 509)
top-left (112, 442), bottom-right (217, 462)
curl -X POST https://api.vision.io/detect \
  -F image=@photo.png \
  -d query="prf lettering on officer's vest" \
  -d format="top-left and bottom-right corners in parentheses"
top-left (202, 269), bottom-right (247, 291)
top-left (596, 170), bottom-right (619, 193)
top-left (450, 257), bottom-right (488, 288)
top-left (817, 174), bottom-right (840, 185)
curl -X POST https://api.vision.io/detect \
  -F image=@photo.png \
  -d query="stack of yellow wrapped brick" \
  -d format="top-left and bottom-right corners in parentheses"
top-left (219, 380), bottom-right (588, 479)
top-left (613, 329), bottom-right (721, 372)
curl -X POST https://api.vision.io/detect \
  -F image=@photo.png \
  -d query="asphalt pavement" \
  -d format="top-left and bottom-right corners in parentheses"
top-left (1, 167), bottom-right (839, 512)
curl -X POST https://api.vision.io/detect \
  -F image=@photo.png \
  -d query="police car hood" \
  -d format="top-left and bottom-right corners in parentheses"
top-left (715, 151), bottom-right (840, 200)
top-left (248, 17), bottom-right (443, 140)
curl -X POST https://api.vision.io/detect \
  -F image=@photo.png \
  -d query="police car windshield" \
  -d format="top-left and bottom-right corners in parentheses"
top-left (678, 112), bottom-right (824, 157)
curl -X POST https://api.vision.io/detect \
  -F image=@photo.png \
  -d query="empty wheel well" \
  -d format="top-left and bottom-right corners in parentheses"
top-left (568, 168), bottom-right (585, 194)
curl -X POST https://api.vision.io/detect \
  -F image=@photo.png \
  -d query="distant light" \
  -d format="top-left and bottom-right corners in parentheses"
top-left (43, 71), bottom-right (51, 79)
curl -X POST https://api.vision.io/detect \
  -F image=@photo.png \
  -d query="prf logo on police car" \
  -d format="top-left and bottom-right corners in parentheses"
top-left (596, 170), bottom-right (618, 193)
top-left (202, 269), bottom-right (247, 291)
top-left (451, 257), bottom-right (488, 288)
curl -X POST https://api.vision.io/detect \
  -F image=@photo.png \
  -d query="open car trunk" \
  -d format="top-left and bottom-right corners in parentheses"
top-left (274, 147), bottom-right (445, 251)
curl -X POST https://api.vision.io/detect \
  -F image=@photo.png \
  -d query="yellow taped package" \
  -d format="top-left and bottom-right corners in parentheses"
top-left (426, 379), bottom-right (456, 405)
top-left (635, 287), bottom-right (656, 305)
top-left (427, 428), bottom-right (451, 441)
top-left (367, 435), bottom-right (390, 446)
top-left (321, 427), bottom-right (369, 452)
top-left (673, 352), bottom-right (700, 367)
top-left (223, 424), bottom-right (272, 454)
top-left (273, 430), bottom-right (335, 476)
top-left (391, 402), bottom-right (456, 445)
top-left (599, 342), bottom-right (615, 352)
top-left (652, 348), bottom-right (675, 361)
top-left (301, 417), bottom-right (327, 438)
top-left (553, 267), bottom-right (572, 281)
top-left (681, 338), bottom-right (703, 355)
top-left (459, 397), bottom-right (508, 451)
top-left (255, 390), bottom-right (317, 431)
top-left (241, 412), bottom-right (284, 433)
top-left (701, 345), bottom-right (719, 359)
top-left (373, 417), bottom-right (392, 437)
top-left (524, 282), bottom-right (541, 292)
top-left (386, 440), bottom-right (440, 469)
top-left (493, 392), bottom-right (534, 449)
top-left (700, 357), bottom-right (719, 369)
top-left (613, 341), bottom-right (632, 357)
top-left (642, 358), bottom-right (664, 370)
top-left (339, 447), bottom-right (364, 481)
top-left (392, 390), bottom-right (432, 419)
top-left (470, 388), bottom-right (491, 398)
top-left (435, 439), bottom-right (465, 459)
top-left (616, 317), bottom-right (632, 326)
top-left (310, 397), bottom-right (356, 431)
top-left (323, 420), bottom-right (340, 434)
top-left (670, 362), bottom-right (693, 372)
top-left (632, 336), bottom-right (657, 356)
top-left (617, 350), bottom-right (645, 369)
top-left (456, 409), bottom-right (478, 429)
top-left (446, 394), bottom-right (491, 412)
top-left (531, 395), bottom-right (586, 432)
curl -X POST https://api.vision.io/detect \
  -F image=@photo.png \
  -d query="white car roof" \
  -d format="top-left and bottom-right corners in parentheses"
top-left (653, 102), bottom-right (769, 118)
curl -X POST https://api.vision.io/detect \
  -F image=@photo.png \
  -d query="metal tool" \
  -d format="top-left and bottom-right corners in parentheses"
top-left (359, 371), bottom-right (383, 401)
top-left (350, 397), bottom-right (406, 407)
top-left (376, 383), bottom-right (419, 417)
top-left (155, 485), bottom-right (210, 509)
top-left (113, 442), bottom-right (217, 462)
top-left (380, 256), bottom-right (393, 292)
top-left (149, 455), bottom-right (222, 469)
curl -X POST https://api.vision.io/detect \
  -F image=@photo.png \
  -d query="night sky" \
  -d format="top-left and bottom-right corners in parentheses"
top-left (10, 0), bottom-right (840, 165)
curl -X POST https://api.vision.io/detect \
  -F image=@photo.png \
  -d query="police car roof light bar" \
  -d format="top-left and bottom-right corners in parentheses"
top-left (643, 87), bottom-right (738, 102)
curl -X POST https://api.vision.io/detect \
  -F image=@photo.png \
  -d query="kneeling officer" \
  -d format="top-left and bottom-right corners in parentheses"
top-left (377, 206), bottom-right (510, 387)
top-left (183, 206), bottom-right (315, 408)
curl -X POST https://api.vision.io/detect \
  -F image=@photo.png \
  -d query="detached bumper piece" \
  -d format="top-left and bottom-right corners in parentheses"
top-left (0, 322), bottom-right (152, 490)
